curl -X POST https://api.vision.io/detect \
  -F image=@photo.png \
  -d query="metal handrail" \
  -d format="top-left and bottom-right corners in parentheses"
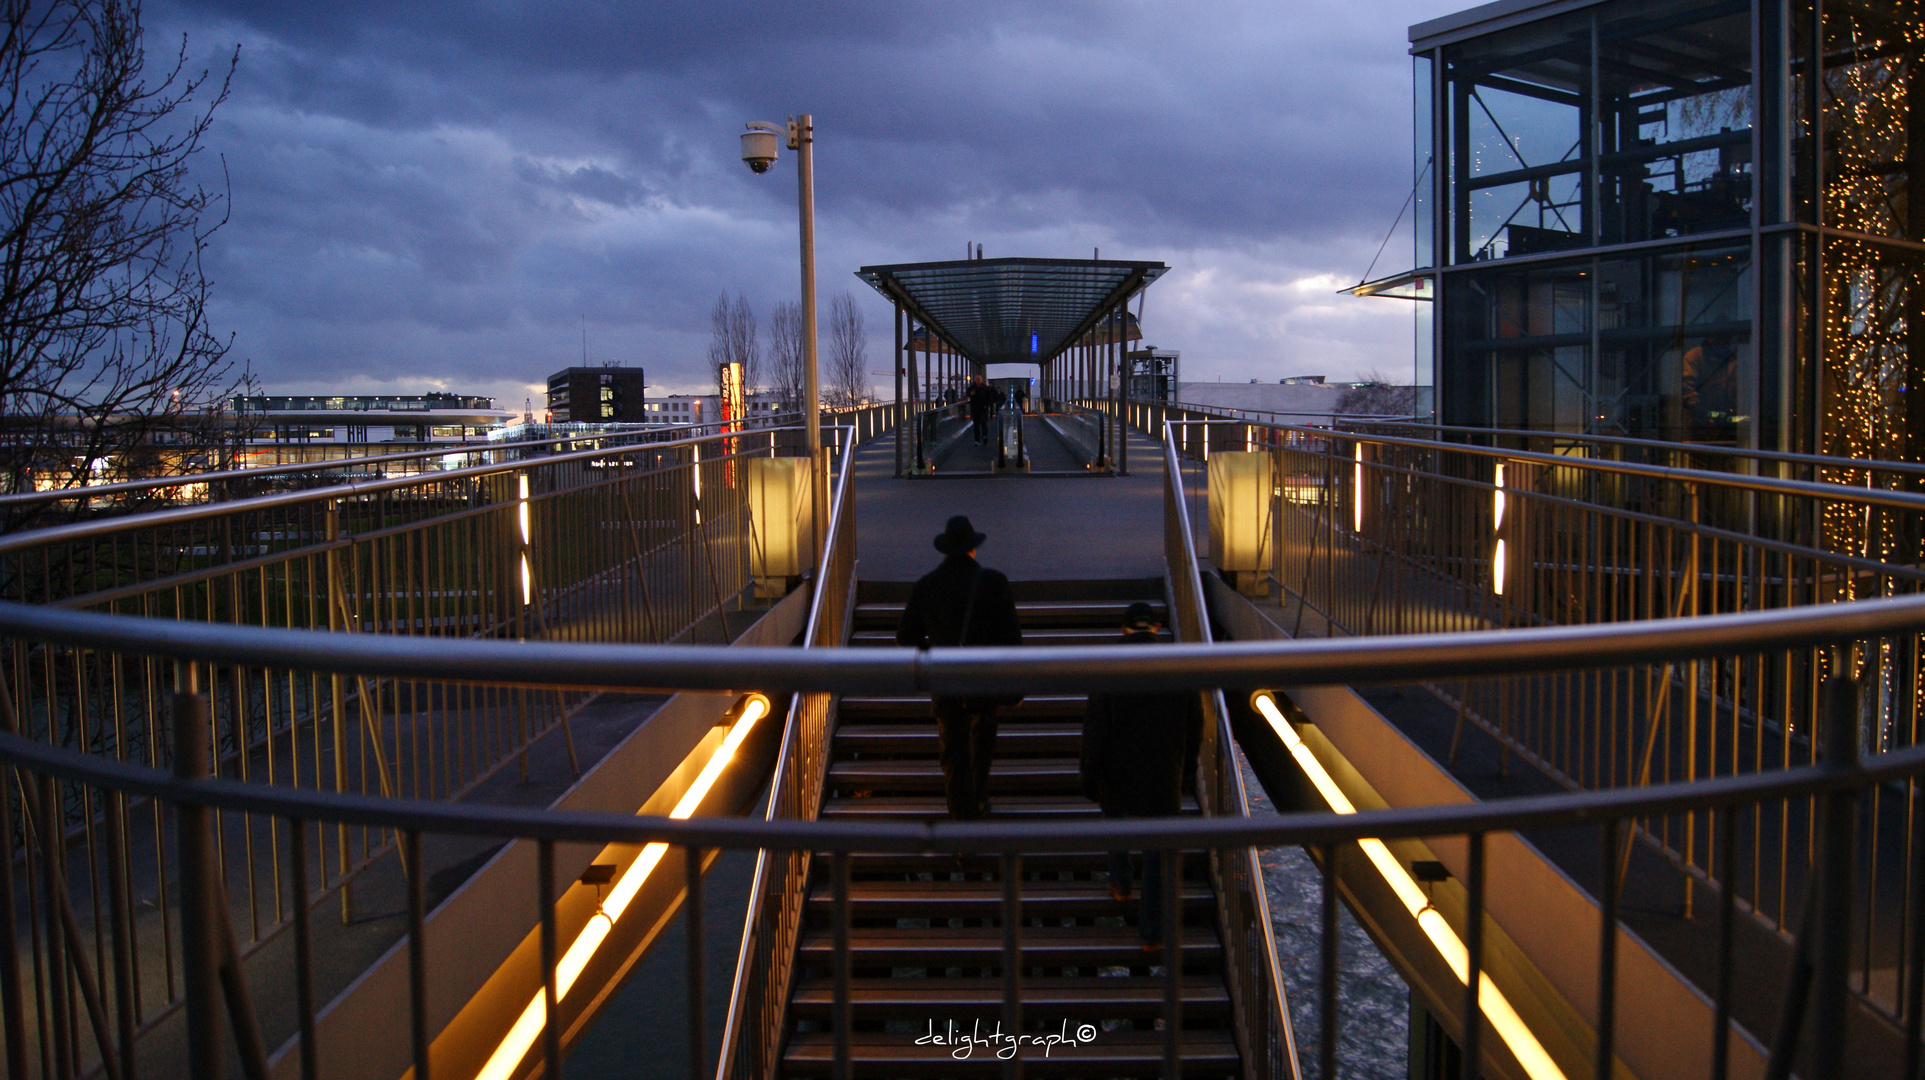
top-left (7, 586), bottom-right (1925, 694)
top-left (1154, 415), bottom-right (1925, 515)
top-left (717, 422), bottom-right (861, 1080)
top-left (0, 720), bottom-right (1914, 853)
top-left (0, 424), bottom-right (804, 555)
top-left (1340, 418), bottom-right (1925, 481)
top-left (0, 413), bottom-right (810, 510)
top-left (1165, 422), bottom-right (1302, 1080)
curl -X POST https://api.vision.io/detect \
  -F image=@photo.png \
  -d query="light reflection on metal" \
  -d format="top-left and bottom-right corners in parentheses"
top-left (475, 692), bottom-right (772, 1080)
top-left (1251, 692), bottom-right (1564, 1080)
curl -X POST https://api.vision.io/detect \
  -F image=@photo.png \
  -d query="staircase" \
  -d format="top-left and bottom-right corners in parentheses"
top-left (778, 579), bottom-right (1245, 1077)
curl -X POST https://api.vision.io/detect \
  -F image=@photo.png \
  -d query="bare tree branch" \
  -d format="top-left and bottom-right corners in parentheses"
top-left (826, 292), bottom-right (866, 407)
top-left (0, 0), bottom-right (244, 530)
top-left (765, 298), bottom-right (803, 409)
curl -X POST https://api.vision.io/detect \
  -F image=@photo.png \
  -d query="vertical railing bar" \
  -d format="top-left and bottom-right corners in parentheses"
top-left (1906, 770), bottom-right (1925, 1080)
top-left (1319, 843), bottom-right (1339, 1080)
top-left (832, 850), bottom-right (851, 1080)
top-left (1597, 817), bottom-right (1619, 1080)
top-left (1712, 805), bottom-right (1737, 1080)
top-left (175, 679), bottom-right (222, 1080)
top-left (1462, 832), bottom-right (1484, 1080)
top-left (1001, 851), bottom-right (1023, 1080)
top-left (1163, 844), bottom-right (1182, 1080)
top-left (289, 818), bottom-right (317, 1080)
top-left (407, 830), bottom-right (429, 1080)
top-left (687, 845), bottom-right (706, 1080)
top-left (0, 766), bottom-right (25, 1080)
top-left (539, 839), bottom-right (561, 1080)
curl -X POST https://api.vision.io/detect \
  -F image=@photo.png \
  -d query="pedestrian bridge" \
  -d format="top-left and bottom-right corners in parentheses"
top-left (0, 394), bottom-right (1920, 1080)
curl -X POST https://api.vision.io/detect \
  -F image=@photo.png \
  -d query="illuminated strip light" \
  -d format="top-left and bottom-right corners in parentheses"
top-left (1251, 692), bottom-right (1566, 1080)
top-left (1492, 463), bottom-right (1508, 596)
top-left (1353, 442), bottom-right (1365, 533)
top-left (475, 693), bottom-right (771, 1080)
top-left (519, 474), bottom-right (533, 606)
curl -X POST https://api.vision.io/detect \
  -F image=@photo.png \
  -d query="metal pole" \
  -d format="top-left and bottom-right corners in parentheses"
top-left (1809, 672), bottom-right (1860, 1080)
top-left (174, 673), bottom-right (224, 1080)
top-left (794, 114), bottom-right (824, 564)
top-left (894, 304), bottom-right (904, 478)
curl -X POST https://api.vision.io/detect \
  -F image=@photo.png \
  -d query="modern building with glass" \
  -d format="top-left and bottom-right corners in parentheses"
top-left (1363, 0), bottom-right (1917, 457)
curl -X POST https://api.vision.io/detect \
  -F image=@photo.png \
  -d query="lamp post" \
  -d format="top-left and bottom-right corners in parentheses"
top-left (741, 116), bottom-right (824, 563)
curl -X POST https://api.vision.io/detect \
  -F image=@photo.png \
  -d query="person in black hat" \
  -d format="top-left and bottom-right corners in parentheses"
top-left (895, 515), bottom-right (1023, 819)
top-left (1079, 600), bottom-right (1199, 949)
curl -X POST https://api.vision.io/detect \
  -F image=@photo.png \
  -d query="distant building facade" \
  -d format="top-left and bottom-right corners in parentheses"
top-left (1368, 0), bottom-right (1916, 455)
top-left (546, 367), bottom-right (650, 424)
top-left (232, 394), bottom-right (515, 470)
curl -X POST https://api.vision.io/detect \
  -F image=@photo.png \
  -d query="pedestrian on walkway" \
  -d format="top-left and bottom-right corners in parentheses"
top-left (1079, 601), bottom-right (1200, 949)
top-left (895, 515), bottom-right (1023, 819)
top-left (967, 376), bottom-right (998, 444)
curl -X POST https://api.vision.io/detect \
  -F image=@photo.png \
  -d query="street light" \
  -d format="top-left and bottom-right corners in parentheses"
top-left (740, 116), bottom-right (824, 564)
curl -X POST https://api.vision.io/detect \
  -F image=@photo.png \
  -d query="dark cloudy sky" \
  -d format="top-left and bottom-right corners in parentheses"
top-left (151, 0), bottom-right (1464, 407)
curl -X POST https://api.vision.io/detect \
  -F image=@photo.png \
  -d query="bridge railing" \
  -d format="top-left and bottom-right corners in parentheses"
top-left (1164, 426), bottom-right (1302, 1080)
top-left (718, 423), bottom-right (861, 1080)
top-left (1146, 411), bottom-right (1925, 1033)
top-left (0, 581), bottom-right (1922, 1079)
top-left (0, 424), bottom-right (845, 1067)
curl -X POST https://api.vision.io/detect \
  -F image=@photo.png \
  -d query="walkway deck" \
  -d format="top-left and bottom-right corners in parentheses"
top-left (855, 427), bottom-right (1165, 582)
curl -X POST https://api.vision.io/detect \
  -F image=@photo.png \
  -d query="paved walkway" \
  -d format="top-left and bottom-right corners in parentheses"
top-left (853, 426), bottom-right (1167, 582)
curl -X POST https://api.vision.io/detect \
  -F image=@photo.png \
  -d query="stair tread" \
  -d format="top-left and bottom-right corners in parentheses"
top-left (790, 975), bottom-right (1229, 1006)
top-left (828, 760), bottom-right (1082, 784)
top-left (798, 924), bottom-right (1221, 954)
top-left (780, 1029), bottom-right (1239, 1070)
top-left (821, 795), bottom-right (1195, 819)
top-left (836, 722), bottom-right (1082, 739)
top-left (809, 881), bottom-right (1210, 907)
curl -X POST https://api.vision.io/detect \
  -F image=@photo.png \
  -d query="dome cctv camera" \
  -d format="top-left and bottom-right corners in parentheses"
top-left (741, 123), bottom-right (780, 174)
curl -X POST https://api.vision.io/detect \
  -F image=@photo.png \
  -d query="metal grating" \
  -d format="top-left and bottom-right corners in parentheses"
top-left (857, 257), bottom-right (1167, 367)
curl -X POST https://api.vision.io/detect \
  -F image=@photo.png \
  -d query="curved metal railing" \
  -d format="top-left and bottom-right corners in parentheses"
top-left (1, 410), bottom-right (1921, 1080)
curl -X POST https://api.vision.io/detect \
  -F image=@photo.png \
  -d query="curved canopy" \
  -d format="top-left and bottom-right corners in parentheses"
top-left (856, 257), bottom-right (1166, 367)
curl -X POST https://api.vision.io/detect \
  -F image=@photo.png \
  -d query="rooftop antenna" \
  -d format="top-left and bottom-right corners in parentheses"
top-left (1094, 247), bottom-right (1099, 260)
top-left (581, 317), bottom-right (588, 366)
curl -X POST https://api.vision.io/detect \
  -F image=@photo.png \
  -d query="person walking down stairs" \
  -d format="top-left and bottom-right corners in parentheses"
top-left (1080, 601), bottom-right (1202, 949)
top-left (894, 515), bottom-right (1024, 819)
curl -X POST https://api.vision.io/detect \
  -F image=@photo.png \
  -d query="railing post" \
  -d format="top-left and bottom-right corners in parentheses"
top-left (1808, 670), bottom-right (1861, 1080)
top-left (174, 676), bottom-right (225, 1080)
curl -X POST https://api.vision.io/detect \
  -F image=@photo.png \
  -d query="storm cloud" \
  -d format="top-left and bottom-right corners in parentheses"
top-left (153, 0), bottom-right (1463, 406)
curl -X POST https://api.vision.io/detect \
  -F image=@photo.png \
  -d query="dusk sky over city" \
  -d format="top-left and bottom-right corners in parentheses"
top-left (153, 1), bottom-right (1464, 407)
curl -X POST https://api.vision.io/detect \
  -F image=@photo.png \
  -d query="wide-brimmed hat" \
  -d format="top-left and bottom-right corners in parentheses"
top-left (1123, 601), bottom-right (1159, 631)
top-left (933, 515), bottom-right (987, 554)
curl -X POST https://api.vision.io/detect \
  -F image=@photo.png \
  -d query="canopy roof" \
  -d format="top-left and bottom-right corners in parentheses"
top-left (856, 257), bottom-right (1167, 367)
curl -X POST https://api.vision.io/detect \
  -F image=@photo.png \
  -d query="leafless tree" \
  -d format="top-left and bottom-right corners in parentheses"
top-left (826, 292), bottom-right (867, 407)
top-left (1335, 370), bottom-right (1417, 417)
top-left (765, 299), bottom-right (804, 409)
top-left (0, 0), bottom-right (245, 529)
top-left (707, 291), bottom-right (757, 396)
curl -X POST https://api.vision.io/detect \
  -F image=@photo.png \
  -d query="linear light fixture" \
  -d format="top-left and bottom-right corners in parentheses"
top-left (518, 473), bottom-right (533, 606)
top-left (1250, 691), bottom-right (1565, 1080)
top-left (1353, 442), bottom-right (1366, 533)
top-left (1492, 462), bottom-right (1508, 596)
top-left (475, 692), bottom-right (772, 1080)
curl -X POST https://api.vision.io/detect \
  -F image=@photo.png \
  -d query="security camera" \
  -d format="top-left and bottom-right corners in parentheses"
top-left (741, 122), bottom-right (781, 174)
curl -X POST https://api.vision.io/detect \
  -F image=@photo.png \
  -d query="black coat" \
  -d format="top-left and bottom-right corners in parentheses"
top-left (1080, 631), bottom-right (1202, 816)
top-left (894, 554), bottom-right (1023, 651)
top-left (967, 383), bottom-right (1000, 419)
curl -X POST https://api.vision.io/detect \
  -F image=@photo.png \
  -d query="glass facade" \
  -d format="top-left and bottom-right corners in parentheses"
top-left (1409, 0), bottom-right (1918, 454)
